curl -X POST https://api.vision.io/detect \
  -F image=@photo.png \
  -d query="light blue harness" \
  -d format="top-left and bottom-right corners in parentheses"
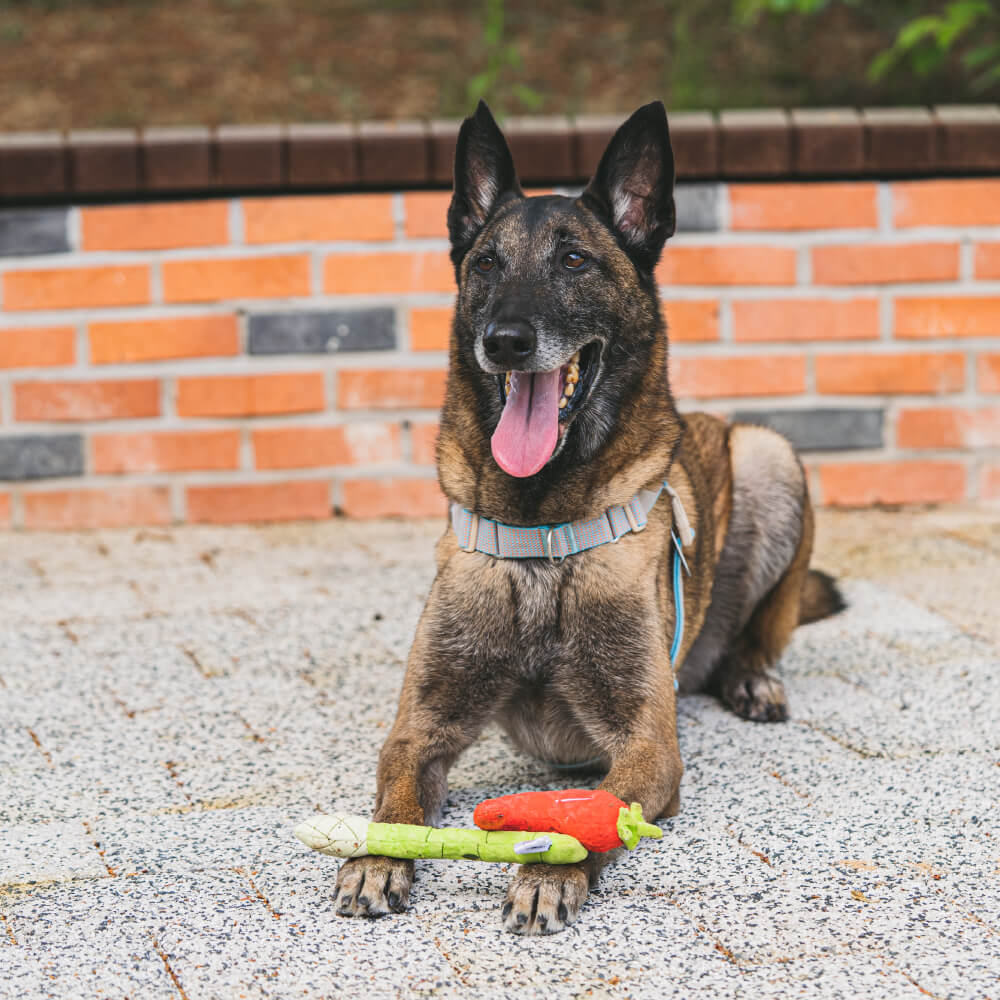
top-left (449, 479), bottom-right (695, 690)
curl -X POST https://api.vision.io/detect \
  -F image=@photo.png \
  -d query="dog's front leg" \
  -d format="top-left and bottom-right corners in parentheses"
top-left (504, 677), bottom-right (683, 934)
top-left (335, 623), bottom-right (503, 918)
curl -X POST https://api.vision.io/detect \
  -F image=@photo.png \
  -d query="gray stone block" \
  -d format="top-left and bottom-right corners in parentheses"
top-left (0, 208), bottom-right (69, 256)
top-left (0, 434), bottom-right (83, 481)
top-left (731, 407), bottom-right (883, 452)
top-left (248, 308), bottom-right (395, 355)
top-left (675, 183), bottom-right (720, 232)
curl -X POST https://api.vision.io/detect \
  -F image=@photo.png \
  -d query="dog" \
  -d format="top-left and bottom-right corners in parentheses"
top-left (333, 100), bottom-right (844, 934)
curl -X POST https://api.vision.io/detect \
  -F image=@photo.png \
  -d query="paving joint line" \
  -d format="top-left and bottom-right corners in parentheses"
top-left (151, 936), bottom-right (190, 1000)
top-left (24, 728), bottom-right (53, 769)
top-left (81, 819), bottom-right (117, 877)
top-left (0, 914), bottom-right (17, 946)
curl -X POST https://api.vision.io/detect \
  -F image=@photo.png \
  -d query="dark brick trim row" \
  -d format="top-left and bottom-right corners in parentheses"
top-left (1, 106), bottom-right (999, 202)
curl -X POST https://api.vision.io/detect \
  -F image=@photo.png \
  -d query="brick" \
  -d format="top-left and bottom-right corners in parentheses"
top-left (934, 106), bottom-right (1000, 172)
top-left (732, 298), bottom-right (879, 342)
top-left (429, 120), bottom-right (461, 185)
top-left (143, 127), bottom-right (212, 191)
top-left (893, 179), bottom-right (1000, 227)
top-left (675, 185), bottom-right (720, 233)
top-left (89, 315), bottom-right (240, 365)
top-left (287, 123), bottom-right (358, 187)
top-left (410, 422), bottom-right (439, 465)
top-left (324, 251), bottom-right (454, 295)
top-left (338, 369), bottom-right (447, 410)
top-left (0, 435), bottom-right (83, 480)
top-left (187, 481), bottom-right (330, 524)
top-left (719, 110), bottom-right (791, 177)
top-left (819, 461), bottom-right (966, 507)
top-left (243, 194), bottom-right (394, 244)
top-left (0, 493), bottom-right (9, 527)
top-left (0, 209), bottom-right (69, 256)
top-left (791, 109), bottom-right (865, 176)
top-left (93, 430), bottom-right (241, 474)
top-left (974, 242), bottom-right (1000, 280)
top-left (69, 129), bottom-right (139, 195)
top-left (982, 464), bottom-right (1000, 501)
top-left (979, 354), bottom-right (1000, 393)
top-left (729, 183), bottom-right (878, 231)
top-left (358, 122), bottom-right (429, 185)
top-left (248, 308), bottom-right (394, 355)
top-left (815, 352), bottom-right (965, 395)
top-left (662, 300), bottom-right (720, 342)
top-left (340, 477), bottom-right (445, 518)
top-left (897, 407), bottom-right (1000, 449)
top-left (404, 191), bottom-right (451, 239)
top-left (863, 108), bottom-right (937, 174)
top-left (575, 114), bottom-right (623, 178)
top-left (176, 373), bottom-right (325, 418)
top-left (253, 424), bottom-right (400, 469)
top-left (23, 486), bottom-right (171, 530)
top-left (811, 243), bottom-right (959, 285)
top-left (162, 255), bottom-right (310, 303)
top-left (670, 112), bottom-right (720, 180)
top-left (0, 327), bottom-right (75, 369)
top-left (731, 408), bottom-right (883, 452)
top-left (410, 307), bottom-right (452, 351)
top-left (504, 117), bottom-right (575, 184)
top-left (671, 355), bottom-right (806, 399)
top-left (3, 265), bottom-right (150, 312)
top-left (657, 246), bottom-right (797, 287)
top-left (216, 124), bottom-right (283, 188)
top-left (895, 297), bottom-right (1000, 339)
top-left (0, 132), bottom-right (67, 198)
top-left (81, 201), bottom-right (229, 251)
top-left (15, 379), bottom-right (160, 422)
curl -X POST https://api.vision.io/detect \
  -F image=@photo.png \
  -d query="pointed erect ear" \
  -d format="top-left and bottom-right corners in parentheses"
top-left (447, 101), bottom-right (523, 264)
top-left (581, 101), bottom-right (676, 274)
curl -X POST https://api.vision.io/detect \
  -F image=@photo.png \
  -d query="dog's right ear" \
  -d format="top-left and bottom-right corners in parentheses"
top-left (448, 101), bottom-right (523, 266)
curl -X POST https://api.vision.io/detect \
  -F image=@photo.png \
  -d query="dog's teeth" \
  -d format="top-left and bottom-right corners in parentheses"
top-left (564, 381), bottom-right (575, 397)
top-left (567, 370), bottom-right (578, 384)
top-left (559, 397), bottom-right (568, 409)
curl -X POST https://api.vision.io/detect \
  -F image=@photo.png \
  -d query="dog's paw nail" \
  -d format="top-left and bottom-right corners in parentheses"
top-left (515, 912), bottom-right (528, 927)
top-left (338, 894), bottom-right (353, 911)
top-left (557, 902), bottom-right (568, 922)
top-left (537, 914), bottom-right (548, 930)
top-left (387, 891), bottom-right (401, 911)
top-left (501, 902), bottom-right (512, 919)
top-left (357, 895), bottom-right (370, 909)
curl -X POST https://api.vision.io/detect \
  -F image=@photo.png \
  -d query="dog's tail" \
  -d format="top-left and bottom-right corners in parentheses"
top-left (799, 569), bottom-right (847, 625)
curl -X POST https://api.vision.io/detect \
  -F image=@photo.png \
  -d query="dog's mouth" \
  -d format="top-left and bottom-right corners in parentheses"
top-left (491, 341), bottom-right (601, 478)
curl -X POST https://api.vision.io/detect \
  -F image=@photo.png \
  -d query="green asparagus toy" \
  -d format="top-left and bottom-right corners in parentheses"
top-left (294, 813), bottom-right (588, 865)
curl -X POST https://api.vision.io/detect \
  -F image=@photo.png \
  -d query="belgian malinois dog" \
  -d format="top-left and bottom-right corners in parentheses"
top-left (334, 100), bottom-right (844, 934)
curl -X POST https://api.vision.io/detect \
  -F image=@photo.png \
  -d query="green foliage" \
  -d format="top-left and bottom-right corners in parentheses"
top-left (466, 0), bottom-right (543, 118)
top-left (870, 2), bottom-right (1000, 90)
top-left (739, 0), bottom-right (1000, 93)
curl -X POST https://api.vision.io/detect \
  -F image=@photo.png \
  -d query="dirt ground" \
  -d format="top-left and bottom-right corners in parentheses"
top-left (0, 0), bottom-right (982, 131)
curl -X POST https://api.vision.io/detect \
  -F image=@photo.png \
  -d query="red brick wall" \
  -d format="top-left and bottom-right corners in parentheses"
top-left (1, 179), bottom-right (999, 528)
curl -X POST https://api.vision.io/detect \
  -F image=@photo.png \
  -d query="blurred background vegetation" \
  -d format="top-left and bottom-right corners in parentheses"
top-left (0, 0), bottom-right (997, 130)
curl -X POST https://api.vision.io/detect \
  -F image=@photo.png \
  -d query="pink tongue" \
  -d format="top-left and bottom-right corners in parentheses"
top-left (491, 369), bottom-right (562, 478)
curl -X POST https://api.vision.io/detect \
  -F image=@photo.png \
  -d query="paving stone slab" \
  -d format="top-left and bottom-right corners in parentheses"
top-left (0, 820), bottom-right (107, 886)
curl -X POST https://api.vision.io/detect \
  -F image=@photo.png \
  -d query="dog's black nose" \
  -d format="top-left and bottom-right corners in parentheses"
top-left (483, 321), bottom-right (536, 368)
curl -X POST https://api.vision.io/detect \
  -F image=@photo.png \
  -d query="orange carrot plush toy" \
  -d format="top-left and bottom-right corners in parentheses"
top-left (473, 789), bottom-right (662, 853)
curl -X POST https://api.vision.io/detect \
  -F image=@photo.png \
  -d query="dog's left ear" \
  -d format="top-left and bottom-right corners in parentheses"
top-left (448, 101), bottom-right (523, 268)
top-left (582, 101), bottom-right (676, 274)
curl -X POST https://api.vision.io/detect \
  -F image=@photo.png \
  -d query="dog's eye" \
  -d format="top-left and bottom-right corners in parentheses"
top-left (475, 255), bottom-right (496, 274)
top-left (563, 251), bottom-right (589, 270)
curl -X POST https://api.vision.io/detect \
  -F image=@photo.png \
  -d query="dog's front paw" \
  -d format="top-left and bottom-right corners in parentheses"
top-left (334, 856), bottom-right (414, 917)
top-left (502, 863), bottom-right (589, 935)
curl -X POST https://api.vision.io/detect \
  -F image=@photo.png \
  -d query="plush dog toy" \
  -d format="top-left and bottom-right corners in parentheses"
top-left (295, 790), bottom-right (661, 865)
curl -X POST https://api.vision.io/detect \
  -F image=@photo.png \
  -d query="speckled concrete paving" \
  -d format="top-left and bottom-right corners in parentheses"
top-left (1, 509), bottom-right (998, 1000)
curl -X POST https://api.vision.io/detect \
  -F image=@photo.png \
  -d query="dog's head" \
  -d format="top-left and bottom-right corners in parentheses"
top-left (447, 101), bottom-right (676, 480)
